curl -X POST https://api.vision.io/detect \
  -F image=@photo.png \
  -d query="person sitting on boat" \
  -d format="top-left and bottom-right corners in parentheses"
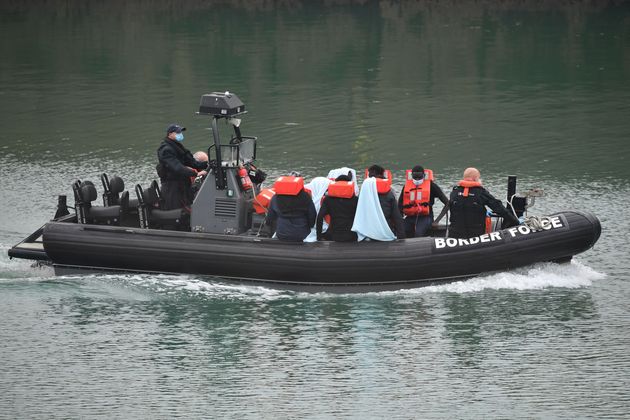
top-left (190, 151), bottom-right (209, 196)
top-left (368, 165), bottom-right (405, 238)
top-left (398, 165), bottom-right (449, 237)
top-left (448, 167), bottom-right (519, 239)
top-left (156, 124), bottom-right (208, 210)
top-left (266, 176), bottom-right (317, 242)
top-left (316, 174), bottom-right (359, 242)
top-left (351, 165), bottom-right (404, 241)
top-left (326, 167), bottom-right (359, 196)
top-left (303, 176), bottom-right (332, 242)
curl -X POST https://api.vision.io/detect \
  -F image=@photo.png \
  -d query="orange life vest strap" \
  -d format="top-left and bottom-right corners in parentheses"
top-left (485, 216), bottom-right (492, 233)
top-left (274, 176), bottom-right (304, 196)
top-left (458, 180), bottom-right (481, 197)
top-left (458, 180), bottom-right (482, 188)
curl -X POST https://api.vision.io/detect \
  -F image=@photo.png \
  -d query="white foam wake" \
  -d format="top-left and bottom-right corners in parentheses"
top-left (406, 260), bottom-right (605, 295)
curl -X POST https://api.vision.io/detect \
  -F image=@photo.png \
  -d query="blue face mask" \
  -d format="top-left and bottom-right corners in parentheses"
top-left (175, 133), bottom-right (184, 142)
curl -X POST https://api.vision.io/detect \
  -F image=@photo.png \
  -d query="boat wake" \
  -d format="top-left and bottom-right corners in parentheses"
top-left (107, 260), bottom-right (606, 299)
top-left (400, 260), bottom-right (606, 295)
top-left (0, 245), bottom-right (55, 280)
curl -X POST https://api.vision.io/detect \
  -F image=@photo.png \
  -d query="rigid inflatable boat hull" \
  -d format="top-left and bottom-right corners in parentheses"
top-left (40, 210), bottom-right (601, 290)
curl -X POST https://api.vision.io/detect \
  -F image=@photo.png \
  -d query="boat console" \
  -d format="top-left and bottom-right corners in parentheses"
top-left (191, 92), bottom-right (259, 235)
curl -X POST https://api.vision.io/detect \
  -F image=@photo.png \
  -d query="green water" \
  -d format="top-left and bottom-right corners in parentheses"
top-left (1, 1), bottom-right (629, 418)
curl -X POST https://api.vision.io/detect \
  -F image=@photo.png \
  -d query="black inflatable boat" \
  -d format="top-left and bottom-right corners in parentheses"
top-left (8, 92), bottom-right (602, 292)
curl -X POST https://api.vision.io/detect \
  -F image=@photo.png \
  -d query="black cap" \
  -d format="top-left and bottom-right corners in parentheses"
top-left (166, 124), bottom-right (186, 134)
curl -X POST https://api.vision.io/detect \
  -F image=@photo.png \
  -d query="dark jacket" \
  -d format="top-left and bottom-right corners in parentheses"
top-left (156, 138), bottom-right (207, 210)
top-left (157, 138), bottom-right (207, 181)
top-left (378, 190), bottom-right (405, 239)
top-left (267, 191), bottom-right (317, 242)
top-left (397, 180), bottom-right (449, 217)
top-left (316, 195), bottom-right (358, 242)
top-left (448, 185), bottom-right (519, 239)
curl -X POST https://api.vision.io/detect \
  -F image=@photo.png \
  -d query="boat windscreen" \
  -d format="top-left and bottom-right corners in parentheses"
top-left (220, 137), bottom-right (256, 166)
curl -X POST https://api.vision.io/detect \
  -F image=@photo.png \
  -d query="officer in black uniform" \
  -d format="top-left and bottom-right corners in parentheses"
top-left (449, 167), bottom-right (519, 239)
top-left (156, 124), bottom-right (208, 210)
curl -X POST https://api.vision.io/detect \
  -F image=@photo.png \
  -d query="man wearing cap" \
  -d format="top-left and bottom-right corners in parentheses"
top-left (156, 124), bottom-right (208, 210)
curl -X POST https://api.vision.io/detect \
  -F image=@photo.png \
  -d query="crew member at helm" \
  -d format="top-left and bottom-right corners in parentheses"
top-left (156, 124), bottom-right (208, 210)
top-left (448, 167), bottom-right (519, 239)
top-left (398, 165), bottom-right (449, 237)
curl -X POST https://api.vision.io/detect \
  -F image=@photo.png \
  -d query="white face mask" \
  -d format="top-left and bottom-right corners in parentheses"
top-left (412, 178), bottom-right (423, 186)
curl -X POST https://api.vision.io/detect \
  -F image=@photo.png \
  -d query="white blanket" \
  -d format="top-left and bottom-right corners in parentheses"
top-left (326, 167), bottom-right (359, 195)
top-left (303, 177), bottom-right (332, 242)
top-left (351, 177), bottom-right (396, 241)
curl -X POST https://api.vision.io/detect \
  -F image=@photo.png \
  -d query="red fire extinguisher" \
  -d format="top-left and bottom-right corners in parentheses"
top-left (238, 167), bottom-right (253, 191)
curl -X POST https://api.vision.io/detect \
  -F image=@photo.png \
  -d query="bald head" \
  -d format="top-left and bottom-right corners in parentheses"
top-left (463, 167), bottom-right (481, 182)
top-left (193, 151), bottom-right (208, 162)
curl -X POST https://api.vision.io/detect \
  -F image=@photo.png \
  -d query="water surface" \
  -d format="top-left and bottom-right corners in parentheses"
top-left (1, 1), bottom-right (629, 418)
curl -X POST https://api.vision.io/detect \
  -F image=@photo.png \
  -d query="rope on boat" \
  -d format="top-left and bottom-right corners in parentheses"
top-left (522, 215), bottom-right (554, 230)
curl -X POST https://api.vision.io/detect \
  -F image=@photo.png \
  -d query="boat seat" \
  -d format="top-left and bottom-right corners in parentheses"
top-left (101, 173), bottom-right (140, 209)
top-left (74, 182), bottom-right (122, 225)
top-left (72, 180), bottom-right (94, 223)
top-left (101, 174), bottom-right (140, 227)
top-left (135, 183), bottom-right (188, 231)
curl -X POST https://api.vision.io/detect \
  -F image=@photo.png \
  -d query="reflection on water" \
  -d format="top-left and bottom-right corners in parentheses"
top-left (1, 264), bottom-right (625, 418)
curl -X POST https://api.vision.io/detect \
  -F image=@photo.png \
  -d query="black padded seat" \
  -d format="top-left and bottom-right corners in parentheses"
top-left (135, 183), bottom-right (188, 231)
top-left (89, 205), bottom-right (123, 220)
top-left (101, 174), bottom-right (140, 209)
top-left (78, 183), bottom-right (122, 225)
top-left (100, 174), bottom-right (140, 227)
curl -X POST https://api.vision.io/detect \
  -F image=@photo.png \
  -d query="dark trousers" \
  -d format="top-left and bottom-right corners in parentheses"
top-left (404, 214), bottom-right (433, 238)
top-left (160, 180), bottom-right (192, 211)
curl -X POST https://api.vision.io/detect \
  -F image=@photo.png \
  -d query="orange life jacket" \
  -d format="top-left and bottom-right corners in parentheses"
top-left (456, 180), bottom-right (492, 233)
top-left (327, 181), bottom-right (355, 199)
top-left (321, 181), bottom-right (356, 225)
top-left (253, 188), bottom-right (276, 214)
top-left (274, 176), bottom-right (304, 195)
top-left (457, 180), bottom-right (482, 197)
top-left (364, 169), bottom-right (392, 194)
top-left (402, 169), bottom-right (434, 216)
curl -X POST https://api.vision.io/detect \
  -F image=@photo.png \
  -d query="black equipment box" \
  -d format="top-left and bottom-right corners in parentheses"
top-left (199, 92), bottom-right (245, 117)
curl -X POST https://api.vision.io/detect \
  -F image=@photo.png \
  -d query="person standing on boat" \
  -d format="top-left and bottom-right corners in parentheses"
top-left (156, 124), bottom-right (208, 210)
top-left (398, 165), bottom-right (449, 237)
top-left (448, 167), bottom-right (519, 239)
